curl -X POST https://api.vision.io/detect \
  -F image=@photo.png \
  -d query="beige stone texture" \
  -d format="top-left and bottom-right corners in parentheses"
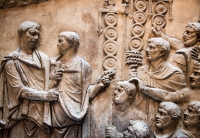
top-left (0, 0), bottom-right (200, 137)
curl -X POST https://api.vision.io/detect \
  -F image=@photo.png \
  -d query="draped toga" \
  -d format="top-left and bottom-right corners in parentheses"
top-left (0, 48), bottom-right (51, 138)
top-left (50, 56), bottom-right (92, 138)
top-left (137, 61), bottom-right (186, 128)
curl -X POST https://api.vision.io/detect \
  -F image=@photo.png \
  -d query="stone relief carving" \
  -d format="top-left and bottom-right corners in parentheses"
top-left (106, 120), bottom-right (151, 138)
top-left (0, 1), bottom-right (200, 138)
top-left (99, 0), bottom-right (118, 71)
top-left (0, 22), bottom-right (115, 138)
top-left (183, 101), bottom-right (200, 138)
top-left (0, 0), bottom-right (48, 9)
top-left (48, 31), bottom-right (115, 138)
top-left (154, 102), bottom-right (189, 138)
top-left (139, 60), bottom-right (200, 103)
top-left (0, 21), bottom-right (58, 138)
top-left (109, 80), bottom-right (148, 134)
top-left (152, 22), bottom-right (200, 87)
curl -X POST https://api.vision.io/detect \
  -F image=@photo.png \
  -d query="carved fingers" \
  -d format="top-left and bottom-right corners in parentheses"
top-left (46, 89), bottom-right (59, 101)
top-left (105, 125), bottom-right (117, 138)
top-left (54, 69), bottom-right (64, 81)
top-left (191, 47), bottom-right (200, 61)
top-left (151, 26), bottom-right (164, 37)
top-left (99, 70), bottom-right (116, 86)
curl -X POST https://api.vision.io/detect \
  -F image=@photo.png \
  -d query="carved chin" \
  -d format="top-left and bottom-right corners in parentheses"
top-left (183, 40), bottom-right (197, 47)
top-left (183, 120), bottom-right (198, 127)
top-left (156, 123), bottom-right (162, 129)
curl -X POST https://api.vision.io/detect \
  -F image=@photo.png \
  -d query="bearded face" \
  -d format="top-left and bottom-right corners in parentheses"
top-left (183, 26), bottom-right (198, 47)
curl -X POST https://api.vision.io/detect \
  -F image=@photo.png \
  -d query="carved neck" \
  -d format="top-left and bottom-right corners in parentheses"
top-left (20, 44), bottom-right (33, 55)
top-left (150, 58), bottom-right (165, 70)
top-left (60, 49), bottom-right (76, 63)
top-left (115, 100), bottom-right (132, 112)
top-left (185, 125), bottom-right (200, 132)
top-left (156, 121), bottom-right (176, 135)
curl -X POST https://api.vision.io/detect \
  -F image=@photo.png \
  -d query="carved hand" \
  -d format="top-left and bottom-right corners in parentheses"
top-left (138, 79), bottom-right (147, 93)
top-left (191, 47), bottom-right (200, 61)
top-left (98, 70), bottom-right (116, 87)
top-left (54, 69), bottom-right (64, 81)
top-left (49, 69), bottom-right (64, 88)
top-left (46, 89), bottom-right (59, 101)
top-left (105, 125), bottom-right (123, 138)
top-left (151, 26), bottom-right (164, 37)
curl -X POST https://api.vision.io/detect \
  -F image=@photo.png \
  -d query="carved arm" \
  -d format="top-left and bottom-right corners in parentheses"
top-left (89, 70), bottom-right (115, 100)
top-left (138, 80), bottom-right (180, 102)
top-left (21, 88), bottom-right (58, 101)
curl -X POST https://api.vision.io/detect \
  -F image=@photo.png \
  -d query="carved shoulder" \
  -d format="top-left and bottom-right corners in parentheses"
top-left (4, 60), bottom-right (16, 74)
top-left (173, 53), bottom-right (187, 73)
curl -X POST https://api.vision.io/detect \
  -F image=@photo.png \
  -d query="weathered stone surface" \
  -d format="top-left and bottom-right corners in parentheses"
top-left (0, 0), bottom-right (200, 138)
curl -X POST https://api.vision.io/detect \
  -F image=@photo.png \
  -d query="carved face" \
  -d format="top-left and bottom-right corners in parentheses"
top-left (184, 105), bottom-right (200, 128)
top-left (123, 126), bottom-right (137, 138)
top-left (183, 26), bottom-right (197, 47)
top-left (57, 36), bottom-right (72, 55)
top-left (156, 107), bottom-right (173, 130)
top-left (21, 28), bottom-right (40, 50)
top-left (114, 84), bottom-right (129, 104)
top-left (189, 71), bottom-right (200, 89)
top-left (146, 42), bottom-right (164, 62)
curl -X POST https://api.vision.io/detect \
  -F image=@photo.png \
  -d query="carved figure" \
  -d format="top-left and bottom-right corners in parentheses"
top-left (106, 120), bottom-right (151, 138)
top-left (154, 102), bottom-right (189, 138)
top-left (0, 21), bottom-right (58, 138)
top-left (152, 22), bottom-right (200, 87)
top-left (137, 37), bottom-right (186, 126)
top-left (182, 101), bottom-right (200, 138)
top-left (111, 80), bottom-right (147, 133)
top-left (137, 37), bottom-right (186, 91)
top-left (139, 61), bottom-right (200, 103)
top-left (49, 31), bottom-right (115, 138)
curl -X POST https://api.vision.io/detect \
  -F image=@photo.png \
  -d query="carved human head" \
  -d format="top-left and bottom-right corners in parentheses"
top-left (146, 37), bottom-right (170, 62)
top-left (114, 80), bottom-right (137, 105)
top-left (123, 120), bottom-right (151, 138)
top-left (58, 31), bottom-right (80, 55)
top-left (18, 21), bottom-right (40, 50)
top-left (183, 22), bottom-right (200, 47)
top-left (189, 61), bottom-right (200, 89)
top-left (156, 102), bottom-right (181, 130)
top-left (184, 101), bottom-right (200, 128)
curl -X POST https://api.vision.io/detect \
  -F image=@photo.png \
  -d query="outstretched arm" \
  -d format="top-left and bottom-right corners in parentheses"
top-left (139, 80), bottom-right (180, 102)
top-left (5, 60), bottom-right (58, 102)
top-left (152, 27), bottom-right (184, 50)
top-left (89, 70), bottom-right (115, 100)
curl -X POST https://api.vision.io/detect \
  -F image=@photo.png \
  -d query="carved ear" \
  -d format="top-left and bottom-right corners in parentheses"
top-left (159, 50), bottom-right (165, 57)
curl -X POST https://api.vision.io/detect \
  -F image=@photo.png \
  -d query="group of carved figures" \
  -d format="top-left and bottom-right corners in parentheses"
top-left (0, 21), bottom-right (115, 138)
top-left (106, 22), bottom-right (200, 138)
top-left (0, 21), bottom-right (200, 138)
